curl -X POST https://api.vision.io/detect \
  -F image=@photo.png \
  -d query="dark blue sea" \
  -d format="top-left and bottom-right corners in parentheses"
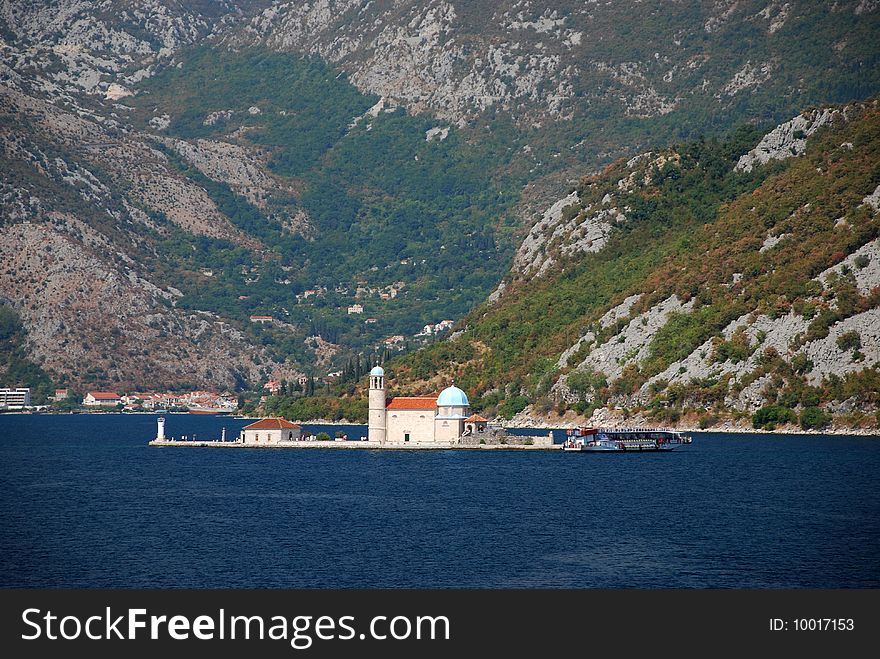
top-left (1, 414), bottom-right (878, 588)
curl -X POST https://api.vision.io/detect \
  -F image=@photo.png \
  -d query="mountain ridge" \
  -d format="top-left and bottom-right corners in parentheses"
top-left (384, 99), bottom-right (880, 431)
top-left (1, 1), bottom-right (879, 403)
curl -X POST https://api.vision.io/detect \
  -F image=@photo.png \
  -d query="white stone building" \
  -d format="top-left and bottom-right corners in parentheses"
top-left (241, 418), bottom-right (302, 444)
top-left (83, 391), bottom-right (120, 406)
top-left (0, 387), bottom-right (31, 408)
top-left (367, 366), bottom-right (470, 444)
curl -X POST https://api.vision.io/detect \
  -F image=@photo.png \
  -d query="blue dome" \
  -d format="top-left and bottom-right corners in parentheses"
top-left (437, 385), bottom-right (469, 407)
top-left (370, 365), bottom-right (385, 376)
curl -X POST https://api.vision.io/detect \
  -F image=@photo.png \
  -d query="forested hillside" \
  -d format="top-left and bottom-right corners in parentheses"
top-left (386, 101), bottom-right (880, 431)
top-left (130, 48), bottom-right (524, 347)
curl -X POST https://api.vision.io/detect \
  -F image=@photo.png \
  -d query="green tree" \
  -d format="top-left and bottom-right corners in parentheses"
top-left (800, 407), bottom-right (832, 430)
top-left (752, 405), bottom-right (797, 430)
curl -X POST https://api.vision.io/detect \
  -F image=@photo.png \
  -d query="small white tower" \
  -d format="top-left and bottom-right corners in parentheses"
top-left (156, 416), bottom-right (166, 441)
top-left (368, 365), bottom-right (387, 443)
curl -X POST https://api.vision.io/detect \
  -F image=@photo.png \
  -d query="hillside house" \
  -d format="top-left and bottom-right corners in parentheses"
top-left (83, 391), bottom-right (120, 406)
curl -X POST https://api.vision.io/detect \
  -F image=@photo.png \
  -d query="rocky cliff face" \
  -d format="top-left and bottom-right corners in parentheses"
top-left (6, 0), bottom-right (877, 127)
top-left (0, 5), bottom-right (281, 389)
top-left (394, 100), bottom-right (880, 430)
top-left (539, 103), bottom-right (880, 423)
top-left (228, 0), bottom-right (878, 128)
top-left (0, 217), bottom-right (273, 390)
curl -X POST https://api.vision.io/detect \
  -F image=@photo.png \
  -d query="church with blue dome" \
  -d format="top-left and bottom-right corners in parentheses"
top-left (368, 366), bottom-right (473, 444)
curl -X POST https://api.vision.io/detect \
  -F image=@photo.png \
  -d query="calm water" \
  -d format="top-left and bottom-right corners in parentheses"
top-left (1, 414), bottom-right (878, 588)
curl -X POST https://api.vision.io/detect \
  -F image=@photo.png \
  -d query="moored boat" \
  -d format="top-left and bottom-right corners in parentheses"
top-left (563, 427), bottom-right (692, 452)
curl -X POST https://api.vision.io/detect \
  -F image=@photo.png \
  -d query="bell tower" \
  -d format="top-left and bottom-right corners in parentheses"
top-left (368, 365), bottom-right (386, 443)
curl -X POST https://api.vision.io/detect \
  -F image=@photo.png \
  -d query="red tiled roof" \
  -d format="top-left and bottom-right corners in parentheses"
top-left (465, 414), bottom-right (488, 423)
top-left (386, 396), bottom-right (438, 410)
top-left (88, 391), bottom-right (119, 399)
top-left (243, 418), bottom-right (301, 430)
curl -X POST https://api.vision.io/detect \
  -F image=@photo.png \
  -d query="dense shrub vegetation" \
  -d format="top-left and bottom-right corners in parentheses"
top-left (0, 306), bottom-right (55, 403)
top-left (134, 48), bottom-right (525, 367)
top-left (752, 405), bottom-right (797, 430)
top-left (387, 102), bottom-right (880, 426)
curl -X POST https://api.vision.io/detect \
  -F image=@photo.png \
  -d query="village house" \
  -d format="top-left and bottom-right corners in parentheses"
top-left (249, 315), bottom-right (273, 324)
top-left (240, 418), bottom-right (302, 444)
top-left (416, 319), bottom-right (455, 337)
top-left (83, 391), bottom-right (121, 407)
top-left (121, 394), bottom-right (142, 407)
top-left (347, 304), bottom-right (364, 314)
top-left (139, 393), bottom-right (174, 410)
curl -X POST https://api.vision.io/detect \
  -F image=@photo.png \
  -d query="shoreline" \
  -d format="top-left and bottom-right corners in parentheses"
top-left (501, 418), bottom-right (880, 437)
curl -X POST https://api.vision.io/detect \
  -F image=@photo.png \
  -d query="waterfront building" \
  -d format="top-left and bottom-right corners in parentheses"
top-left (241, 418), bottom-right (302, 444)
top-left (0, 387), bottom-right (31, 409)
top-left (367, 366), bottom-right (470, 444)
top-left (53, 388), bottom-right (68, 401)
top-left (464, 414), bottom-right (489, 434)
top-left (83, 391), bottom-right (120, 407)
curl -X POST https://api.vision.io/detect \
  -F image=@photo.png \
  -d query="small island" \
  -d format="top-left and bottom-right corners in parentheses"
top-left (149, 369), bottom-right (554, 450)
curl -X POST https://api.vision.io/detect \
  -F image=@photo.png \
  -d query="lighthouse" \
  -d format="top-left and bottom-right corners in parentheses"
top-left (368, 365), bottom-right (386, 443)
top-left (156, 416), bottom-right (165, 441)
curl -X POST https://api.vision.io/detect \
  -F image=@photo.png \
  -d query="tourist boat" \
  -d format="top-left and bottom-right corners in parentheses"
top-left (563, 427), bottom-right (692, 452)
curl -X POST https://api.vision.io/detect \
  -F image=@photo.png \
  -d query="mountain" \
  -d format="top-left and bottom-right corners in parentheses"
top-left (387, 100), bottom-right (880, 431)
top-left (1, 1), bottom-right (879, 398)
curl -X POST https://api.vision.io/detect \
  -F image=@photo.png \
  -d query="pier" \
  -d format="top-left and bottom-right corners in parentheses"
top-left (148, 416), bottom-right (557, 450)
top-left (148, 438), bottom-right (559, 450)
